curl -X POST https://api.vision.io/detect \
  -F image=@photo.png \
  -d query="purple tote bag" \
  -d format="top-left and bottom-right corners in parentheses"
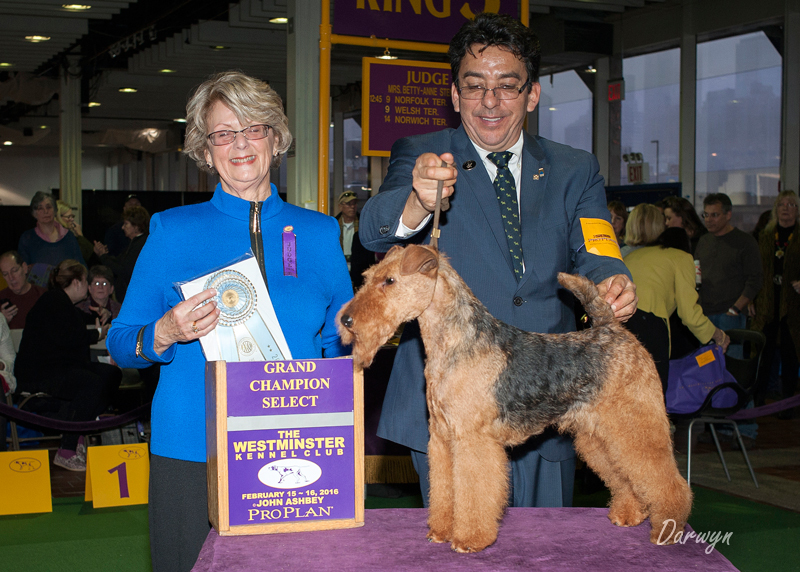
top-left (666, 344), bottom-right (739, 414)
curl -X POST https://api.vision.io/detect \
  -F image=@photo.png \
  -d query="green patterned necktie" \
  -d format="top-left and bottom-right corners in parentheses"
top-left (487, 151), bottom-right (523, 280)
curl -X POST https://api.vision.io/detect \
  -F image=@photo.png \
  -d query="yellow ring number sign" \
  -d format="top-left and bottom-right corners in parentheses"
top-left (85, 444), bottom-right (149, 508)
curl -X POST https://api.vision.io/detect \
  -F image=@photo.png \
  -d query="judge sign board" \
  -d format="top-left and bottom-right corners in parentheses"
top-left (206, 357), bottom-right (364, 535)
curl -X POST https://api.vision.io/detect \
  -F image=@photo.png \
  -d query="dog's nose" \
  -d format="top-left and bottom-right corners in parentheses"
top-left (340, 314), bottom-right (353, 329)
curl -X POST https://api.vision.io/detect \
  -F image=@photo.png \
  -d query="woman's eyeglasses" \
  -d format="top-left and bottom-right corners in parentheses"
top-left (207, 124), bottom-right (271, 146)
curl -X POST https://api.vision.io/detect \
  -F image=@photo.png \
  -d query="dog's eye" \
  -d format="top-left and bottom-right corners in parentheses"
top-left (384, 277), bottom-right (395, 286)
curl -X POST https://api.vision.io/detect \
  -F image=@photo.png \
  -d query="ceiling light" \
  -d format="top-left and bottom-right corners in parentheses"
top-left (585, 65), bottom-right (597, 73)
top-left (173, 118), bottom-right (187, 123)
top-left (25, 35), bottom-right (51, 43)
top-left (88, 101), bottom-right (101, 107)
top-left (118, 87), bottom-right (138, 93)
top-left (3, 141), bottom-right (13, 146)
top-left (210, 45), bottom-right (229, 51)
top-left (0, 63), bottom-right (13, 68)
top-left (269, 17), bottom-right (288, 24)
top-left (40, 125), bottom-right (48, 129)
top-left (62, 4), bottom-right (92, 10)
top-left (376, 47), bottom-right (396, 60)
top-left (160, 68), bottom-right (176, 73)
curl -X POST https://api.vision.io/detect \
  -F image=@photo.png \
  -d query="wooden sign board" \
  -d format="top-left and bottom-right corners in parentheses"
top-left (206, 357), bottom-right (364, 536)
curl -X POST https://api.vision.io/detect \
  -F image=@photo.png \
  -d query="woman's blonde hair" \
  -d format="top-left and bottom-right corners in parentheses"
top-left (183, 71), bottom-right (293, 172)
top-left (55, 200), bottom-right (74, 229)
top-left (625, 204), bottom-right (666, 247)
top-left (769, 190), bottom-right (799, 226)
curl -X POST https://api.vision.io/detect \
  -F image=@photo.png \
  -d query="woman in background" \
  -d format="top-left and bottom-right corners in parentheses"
top-left (17, 192), bottom-right (85, 286)
top-left (608, 200), bottom-right (628, 249)
top-left (623, 204), bottom-right (728, 394)
top-left (14, 260), bottom-right (120, 471)
top-left (93, 206), bottom-right (150, 303)
top-left (56, 200), bottom-right (95, 266)
top-left (750, 191), bottom-right (800, 417)
top-left (663, 196), bottom-right (707, 255)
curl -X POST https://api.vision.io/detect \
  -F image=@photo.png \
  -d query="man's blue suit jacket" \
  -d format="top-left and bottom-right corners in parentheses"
top-left (359, 125), bottom-right (630, 462)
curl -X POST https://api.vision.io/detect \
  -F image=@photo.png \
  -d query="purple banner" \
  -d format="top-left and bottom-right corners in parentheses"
top-left (226, 359), bottom-right (353, 417)
top-left (333, 0), bottom-right (519, 44)
top-left (227, 426), bottom-right (356, 526)
top-left (363, 59), bottom-right (460, 156)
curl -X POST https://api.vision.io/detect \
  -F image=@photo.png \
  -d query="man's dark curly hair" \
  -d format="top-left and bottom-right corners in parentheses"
top-left (448, 12), bottom-right (541, 87)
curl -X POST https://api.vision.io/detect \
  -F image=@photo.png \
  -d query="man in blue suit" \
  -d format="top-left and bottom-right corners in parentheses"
top-left (359, 12), bottom-right (637, 508)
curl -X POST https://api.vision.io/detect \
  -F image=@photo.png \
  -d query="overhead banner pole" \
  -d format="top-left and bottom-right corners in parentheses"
top-left (317, 1), bottom-right (529, 213)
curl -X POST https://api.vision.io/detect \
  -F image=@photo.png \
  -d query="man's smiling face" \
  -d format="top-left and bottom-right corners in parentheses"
top-left (451, 44), bottom-right (540, 152)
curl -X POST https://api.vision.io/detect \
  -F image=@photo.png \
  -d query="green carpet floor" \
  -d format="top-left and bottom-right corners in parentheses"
top-left (1, 485), bottom-right (797, 571)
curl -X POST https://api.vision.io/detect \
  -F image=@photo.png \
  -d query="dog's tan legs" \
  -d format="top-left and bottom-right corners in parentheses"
top-left (572, 430), bottom-right (648, 528)
top-left (449, 435), bottom-right (508, 553)
top-left (427, 428), bottom-right (454, 543)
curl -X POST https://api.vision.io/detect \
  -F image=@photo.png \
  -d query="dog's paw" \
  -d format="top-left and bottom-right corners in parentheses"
top-left (608, 504), bottom-right (647, 527)
top-left (451, 540), bottom-right (489, 554)
top-left (426, 529), bottom-right (450, 544)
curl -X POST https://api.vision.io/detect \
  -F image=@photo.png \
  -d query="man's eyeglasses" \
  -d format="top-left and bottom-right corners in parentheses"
top-left (92, 281), bottom-right (110, 287)
top-left (456, 79), bottom-right (531, 100)
top-left (702, 212), bottom-right (724, 219)
top-left (207, 124), bottom-right (271, 146)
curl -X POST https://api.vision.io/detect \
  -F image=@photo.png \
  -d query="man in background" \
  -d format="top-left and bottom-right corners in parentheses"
top-left (0, 251), bottom-right (45, 329)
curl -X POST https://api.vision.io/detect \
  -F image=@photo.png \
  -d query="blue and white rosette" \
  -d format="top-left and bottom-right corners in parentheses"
top-left (204, 269), bottom-right (285, 362)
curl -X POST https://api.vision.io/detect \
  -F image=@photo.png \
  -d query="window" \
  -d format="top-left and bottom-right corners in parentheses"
top-left (696, 32), bottom-right (782, 205)
top-left (537, 70), bottom-right (592, 153)
top-left (621, 48), bottom-right (681, 185)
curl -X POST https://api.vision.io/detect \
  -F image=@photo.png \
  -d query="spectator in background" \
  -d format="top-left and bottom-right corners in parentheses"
top-left (695, 193), bottom-right (762, 359)
top-left (607, 200), bottom-right (628, 249)
top-left (104, 194), bottom-right (142, 257)
top-left (0, 251), bottom-right (46, 329)
top-left (17, 192), bottom-right (86, 286)
top-left (77, 265), bottom-right (121, 321)
top-left (336, 191), bottom-right (359, 271)
top-left (56, 200), bottom-right (98, 268)
top-left (752, 209), bottom-right (773, 241)
top-left (663, 196), bottom-right (707, 255)
top-left (14, 259), bottom-right (121, 472)
top-left (623, 204), bottom-right (728, 393)
top-left (93, 206), bottom-right (150, 303)
top-left (0, 314), bottom-right (16, 396)
top-left (750, 191), bottom-right (800, 418)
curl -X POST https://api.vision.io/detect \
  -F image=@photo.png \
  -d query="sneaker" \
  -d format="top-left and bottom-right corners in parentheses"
top-left (76, 436), bottom-right (87, 462)
top-left (53, 451), bottom-right (86, 472)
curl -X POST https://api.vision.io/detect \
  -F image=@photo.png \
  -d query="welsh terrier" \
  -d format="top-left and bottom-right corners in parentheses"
top-left (338, 245), bottom-right (692, 553)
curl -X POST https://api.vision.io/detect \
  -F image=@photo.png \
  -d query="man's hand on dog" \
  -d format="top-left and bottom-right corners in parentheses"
top-left (402, 152), bottom-right (457, 229)
top-left (597, 274), bottom-right (637, 322)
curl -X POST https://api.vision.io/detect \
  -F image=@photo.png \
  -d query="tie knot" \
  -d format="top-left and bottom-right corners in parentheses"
top-left (487, 151), bottom-right (513, 169)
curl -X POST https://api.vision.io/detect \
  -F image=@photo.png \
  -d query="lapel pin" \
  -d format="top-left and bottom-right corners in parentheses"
top-left (462, 160), bottom-right (476, 170)
top-left (534, 167), bottom-right (544, 180)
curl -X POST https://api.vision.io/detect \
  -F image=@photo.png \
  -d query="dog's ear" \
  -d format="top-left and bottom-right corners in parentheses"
top-left (400, 245), bottom-right (439, 276)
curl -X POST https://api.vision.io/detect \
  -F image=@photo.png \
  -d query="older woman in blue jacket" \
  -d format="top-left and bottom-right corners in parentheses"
top-left (107, 71), bottom-right (352, 572)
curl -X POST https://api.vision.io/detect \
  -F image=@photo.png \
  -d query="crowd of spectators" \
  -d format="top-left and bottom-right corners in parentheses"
top-left (0, 192), bottom-right (153, 463)
top-left (613, 191), bottom-right (799, 423)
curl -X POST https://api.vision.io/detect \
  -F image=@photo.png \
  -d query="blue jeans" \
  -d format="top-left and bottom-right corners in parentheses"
top-left (708, 312), bottom-right (747, 359)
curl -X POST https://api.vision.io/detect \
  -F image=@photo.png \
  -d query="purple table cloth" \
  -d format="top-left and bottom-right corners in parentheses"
top-left (192, 508), bottom-right (739, 571)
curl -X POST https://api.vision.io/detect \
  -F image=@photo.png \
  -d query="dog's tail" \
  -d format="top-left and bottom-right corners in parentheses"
top-left (557, 272), bottom-right (615, 327)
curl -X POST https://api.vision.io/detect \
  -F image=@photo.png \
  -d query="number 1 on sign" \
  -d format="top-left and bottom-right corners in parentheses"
top-left (108, 462), bottom-right (130, 498)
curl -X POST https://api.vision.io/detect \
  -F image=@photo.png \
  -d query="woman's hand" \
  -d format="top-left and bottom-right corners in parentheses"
top-left (711, 328), bottom-right (730, 353)
top-left (93, 241), bottom-right (109, 256)
top-left (792, 280), bottom-right (800, 295)
top-left (72, 222), bottom-right (84, 237)
top-left (153, 289), bottom-right (220, 356)
top-left (95, 318), bottom-right (111, 342)
top-left (91, 305), bottom-right (112, 325)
